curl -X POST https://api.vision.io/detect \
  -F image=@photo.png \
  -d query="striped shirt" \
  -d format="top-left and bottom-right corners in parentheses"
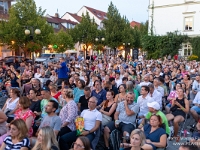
top-left (4, 136), bottom-right (30, 150)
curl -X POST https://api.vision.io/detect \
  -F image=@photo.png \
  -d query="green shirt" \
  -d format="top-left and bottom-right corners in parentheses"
top-left (146, 110), bottom-right (170, 135)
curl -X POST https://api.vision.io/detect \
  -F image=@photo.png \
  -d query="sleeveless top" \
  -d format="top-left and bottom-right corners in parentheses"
top-left (4, 97), bottom-right (19, 113)
top-left (172, 97), bottom-right (186, 117)
top-left (104, 102), bottom-right (116, 119)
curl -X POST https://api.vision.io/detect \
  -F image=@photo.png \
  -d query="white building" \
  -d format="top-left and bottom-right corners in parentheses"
top-left (62, 6), bottom-right (107, 28)
top-left (148, 0), bottom-right (200, 56)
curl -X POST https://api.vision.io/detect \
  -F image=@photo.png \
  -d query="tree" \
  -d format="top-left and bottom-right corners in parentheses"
top-left (50, 30), bottom-right (74, 53)
top-left (69, 12), bottom-right (98, 57)
top-left (103, 2), bottom-right (134, 55)
top-left (142, 31), bottom-right (188, 59)
top-left (0, 0), bottom-right (53, 56)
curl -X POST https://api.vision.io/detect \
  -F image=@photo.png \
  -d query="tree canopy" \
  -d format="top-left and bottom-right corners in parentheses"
top-left (0, 0), bottom-right (53, 55)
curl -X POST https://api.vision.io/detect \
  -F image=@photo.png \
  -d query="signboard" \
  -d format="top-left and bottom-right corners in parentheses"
top-left (132, 49), bottom-right (138, 60)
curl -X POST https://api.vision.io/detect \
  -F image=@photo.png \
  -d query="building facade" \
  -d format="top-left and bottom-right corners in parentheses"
top-left (148, 0), bottom-right (200, 56)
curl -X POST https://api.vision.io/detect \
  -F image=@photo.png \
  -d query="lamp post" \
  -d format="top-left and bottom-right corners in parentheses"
top-left (25, 27), bottom-right (41, 63)
top-left (95, 37), bottom-right (105, 56)
top-left (123, 42), bottom-right (130, 61)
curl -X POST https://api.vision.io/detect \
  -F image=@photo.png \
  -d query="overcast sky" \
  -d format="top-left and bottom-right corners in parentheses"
top-left (34, 0), bottom-right (149, 23)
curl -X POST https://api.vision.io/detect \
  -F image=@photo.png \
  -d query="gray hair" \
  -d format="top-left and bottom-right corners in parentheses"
top-left (90, 96), bottom-right (98, 104)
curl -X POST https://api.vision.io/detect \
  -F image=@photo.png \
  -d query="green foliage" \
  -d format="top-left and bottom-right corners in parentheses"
top-left (50, 30), bottom-right (74, 53)
top-left (103, 2), bottom-right (134, 49)
top-left (189, 37), bottom-right (200, 60)
top-left (69, 12), bottom-right (98, 49)
top-left (142, 31), bottom-right (188, 59)
top-left (0, 0), bottom-right (54, 54)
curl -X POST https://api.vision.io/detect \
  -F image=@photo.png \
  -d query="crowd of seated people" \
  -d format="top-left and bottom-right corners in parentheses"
top-left (0, 55), bottom-right (199, 150)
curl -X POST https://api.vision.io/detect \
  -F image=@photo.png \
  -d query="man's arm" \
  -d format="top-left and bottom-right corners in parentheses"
top-left (114, 111), bottom-right (119, 120)
top-left (124, 100), bottom-right (137, 116)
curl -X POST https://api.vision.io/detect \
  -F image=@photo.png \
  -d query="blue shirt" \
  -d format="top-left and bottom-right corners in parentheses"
top-left (58, 62), bottom-right (68, 79)
top-left (91, 89), bottom-right (107, 105)
top-left (73, 87), bottom-right (84, 103)
top-left (144, 124), bottom-right (166, 150)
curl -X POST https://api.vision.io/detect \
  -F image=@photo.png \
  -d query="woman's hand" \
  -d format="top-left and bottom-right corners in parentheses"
top-left (174, 100), bottom-right (181, 107)
top-left (80, 131), bottom-right (89, 136)
top-left (146, 139), bottom-right (152, 143)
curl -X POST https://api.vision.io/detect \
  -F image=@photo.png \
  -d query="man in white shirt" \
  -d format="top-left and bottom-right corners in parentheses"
top-left (59, 96), bottom-right (102, 150)
top-left (115, 72), bottom-right (122, 88)
top-left (153, 77), bottom-right (164, 97)
top-left (148, 84), bottom-right (163, 108)
top-left (191, 75), bottom-right (200, 100)
top-left (190, 91), bottom-right (200, 122)
top-left (137, 85), bottom-right (154, 124)
top-left (139, 75), bottom-right (151, 87)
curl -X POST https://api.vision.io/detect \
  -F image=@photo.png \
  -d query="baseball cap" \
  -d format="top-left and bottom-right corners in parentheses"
top-left (41, 86), bottom-right (50, 92)
top-left (147, 101), bottom-right (160, 110)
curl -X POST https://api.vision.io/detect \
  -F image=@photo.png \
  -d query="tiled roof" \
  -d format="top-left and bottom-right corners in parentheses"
top-left (0, 10), bottom-right (9, 20)
top-left (130, 21), bottom-right (141, 28)
top-left (84, 6), bottom-right (107, 20)
top-left (46, 15), bottom-right (77, 25)
top-left (67, 12), bottom-right (82, 22)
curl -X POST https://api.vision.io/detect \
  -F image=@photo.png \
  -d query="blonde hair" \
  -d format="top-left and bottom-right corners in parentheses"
top-left (130, 129), bottom-right (146, 146)
top-left (65, 89), bottom-right (74, 99)
top-left (32, 126), bottom-right (59, 150)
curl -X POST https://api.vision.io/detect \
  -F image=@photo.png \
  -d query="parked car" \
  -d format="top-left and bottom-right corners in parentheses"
top-left (2, 56), bottom-right (32, 66)
top-left (35, 53), bottom-right (66, 66)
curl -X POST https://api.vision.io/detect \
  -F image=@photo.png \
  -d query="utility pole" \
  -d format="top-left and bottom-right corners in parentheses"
top-left (150, 0), bottom-right (154, 36)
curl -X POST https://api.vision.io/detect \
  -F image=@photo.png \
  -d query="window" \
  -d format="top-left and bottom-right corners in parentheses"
top-left (183, 43), bottom-right (192, 56)
top-left (184, 17), bottom-right (193, 31)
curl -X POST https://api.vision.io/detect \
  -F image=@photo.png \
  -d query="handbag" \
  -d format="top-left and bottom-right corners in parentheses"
top-left (102, 114), bottom-right (112, 126)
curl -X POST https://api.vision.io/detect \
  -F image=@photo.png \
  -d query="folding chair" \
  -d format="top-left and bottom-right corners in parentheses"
top-left (179, 114), bottom-right (188, 137)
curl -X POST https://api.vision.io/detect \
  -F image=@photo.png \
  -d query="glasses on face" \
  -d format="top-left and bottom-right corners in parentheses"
top-left (72, 142), bottom-right (85, 149)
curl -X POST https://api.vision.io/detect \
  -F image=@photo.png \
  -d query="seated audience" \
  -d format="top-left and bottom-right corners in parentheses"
top-left (166, 88), bottom-right (189, 138)
top-left (2, 88), bottom-right (20, 122)
top-left (78, 87), bottom-right (91, 113)
top-left (71, 136), bottom-right (91, 150)
top-left (139, 101), bottom-right (170, 136)
top-left (100, 90), bottom-right (117, 126)
top-left (120, 129), bottom-right (146, 150)
top-left (38, 100), bottom-right (61, 136)
top-left (142, 115), bottom-right (167, 150)
top-left (58, 89), bottom-right (78, 137)
top-left (32, 126), bottom-right (59, 150)
top-left (0, 119), bottom-right (30, 150)
top-left (59, 96), bottom-right (102, 150)
top-left (104, 92), bottom-right (139, 150)
top-left (0, 109), bottom-right (7, 136)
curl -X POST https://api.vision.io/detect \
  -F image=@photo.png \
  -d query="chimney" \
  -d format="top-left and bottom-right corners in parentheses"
top-left (55, 13), bottom-right (59, 18)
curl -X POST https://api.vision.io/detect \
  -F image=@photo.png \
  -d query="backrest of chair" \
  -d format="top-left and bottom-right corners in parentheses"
top-left (91, 125), bottom-right (101, 150)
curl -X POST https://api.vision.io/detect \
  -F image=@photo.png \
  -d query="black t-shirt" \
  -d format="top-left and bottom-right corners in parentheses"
top-left (30, 100), bottom-right (41, 112)
top-left (79, 95), bottom-right (90, 112)
top-left (69, 83), bottom-right (76, 90)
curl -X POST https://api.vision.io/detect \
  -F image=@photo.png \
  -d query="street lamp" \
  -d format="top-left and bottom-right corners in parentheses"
top-left (95, 37), bottom-right (105, 56)
top-left (25, 27), bottom-right (41, 63)
top-left (95, 37), bottom-right (105, 42)
top-left (123, 42), bottom-right (131, 61)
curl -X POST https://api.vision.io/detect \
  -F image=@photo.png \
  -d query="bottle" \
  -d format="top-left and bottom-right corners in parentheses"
top-left (184, 130), bottom-right (187, 137)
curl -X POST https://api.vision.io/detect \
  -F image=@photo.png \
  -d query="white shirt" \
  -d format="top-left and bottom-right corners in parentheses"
top-left (139, 81), bottom-right (151, 87)
top-left (34, 73), bottom-right (41, 79)
top-left (155, 86), bottom-right (164, 97)
top-left (193, 91), bottom-right (200, 105)
top-left (115, 78), bottom-right (122, 88)
top-left (81, 108), bottom-right (102, 131)
top-left (137, 95), bottom-right (154, 116)
top-left (192, 80), bottom-right (200, 92)
top-left (148, 90), bottom-right (163, 108)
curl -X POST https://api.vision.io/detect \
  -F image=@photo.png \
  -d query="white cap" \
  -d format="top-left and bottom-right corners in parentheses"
top-left (147, 101), bottom-right (160, 110)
